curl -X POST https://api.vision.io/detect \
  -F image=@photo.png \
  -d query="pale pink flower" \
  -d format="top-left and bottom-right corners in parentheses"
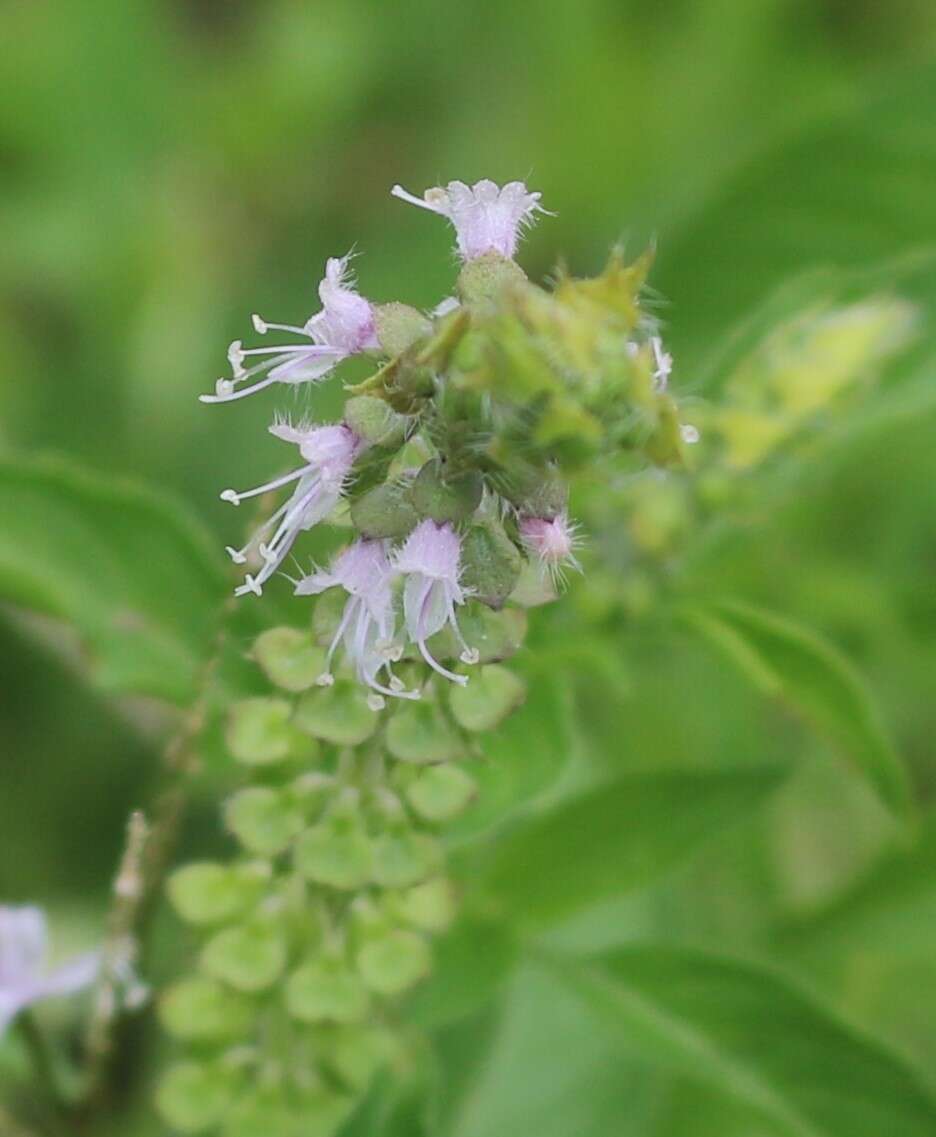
top-left (295, 540), bottom-right (418, 705)
top-left (393, 520), bottom-right (477, 685)
top-left (519, 511), bottom-right (582, 586)
top-left (201, 255), bottom-right (379, 404)
top-left (0, 906), bottom-right (98, 1035)
top-left (391, 180), bottom-right (547, 261)
top-left (222, 423), bottom-right (363, 597)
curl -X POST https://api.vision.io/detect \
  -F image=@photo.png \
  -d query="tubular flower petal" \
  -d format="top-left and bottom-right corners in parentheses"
top-left (295, 540), bottom-right (417, 704)
top-left (393, 520), bottom-right (477, 686)
top-left (391, 180), bottom-right (547, 261)
top-left (0, 905), bottom-right (98, 1036)
top-left (222, 423), bottom-right (364, 597)
top-left (201, 255), bottom-right (379, 404)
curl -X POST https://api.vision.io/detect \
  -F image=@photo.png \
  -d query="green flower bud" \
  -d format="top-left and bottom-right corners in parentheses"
top-left (221, 1085), bottom-right (300, 1137)
top-left (395, 877), bottom-right (458, 934)
top-left (286, 953), bottom-right (370, 1024)
top-left (405, 764), bottom-right (477, 822)
top-left (350, 480), bottom-right (419, 540)
top-left (294, 795), bottom-right (373, 891)
top-left (294, 680), bottom-right (379, 747)
top-left (321, 1024), bottom-right (398, 1092)
top-left (449, 664), bottom-right (527, 732)
top-left (459, 520), bottom-right (522, 609)
top-left (225, 698), bottom-right (304, 766)
top-left (385, 701), bottom-right (463, 764)
top-left (409, 459), bottom-right (482, 524)
top-left (644, 393), bottom-right (687, 468)
top-left (344, 394), bottom-right (411, 449)
top-left (424, 604), bottom-right (527, 664)
top-left (356, 929), bottom-right (431, 996)
top-left (156, 1061), bottom-right (238, 1134)
top-left (224, 787), bottom-right (305, 858)
top-left (456, 250), bottom-right (527, 308)
top-left (371, 828), bottom-right (443, 889)
top-left (200, 917), bottom-right (288, 992)
top-left (252, 627), bottom-right (328, 693)
top-left (159, 977), bottom-right (256, 1043)
top-left (168, 861), bottom-right (270, 927)
top-left (374, 302), bottom-right (433, 357)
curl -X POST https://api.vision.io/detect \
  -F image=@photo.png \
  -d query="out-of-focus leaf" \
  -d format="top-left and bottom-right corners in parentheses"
top-left (482, 765), bottom-right (788, 929)
top-left (659, 69), bottom-right (936, 361)
top-left (776, 811), bottom-right (936, 964)
top-left (0, 455), bottom-right (223, 703)
top-left (683, 601), bottom-right (911, 820)
top-left (446, 674), bottom-right (576, 842)
top-left (443, 964), bottom-right (664, 1137)
top-left (551, 944), bottom-right (936, 1137)
top-left (406, 915), bottom-right (518, 1029)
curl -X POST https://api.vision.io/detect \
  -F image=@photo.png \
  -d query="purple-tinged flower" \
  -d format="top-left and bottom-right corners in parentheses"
top-left (201, 255), bottom-right (379, 404)
top-left (519, 511), bottom-right (582, 586)
top-left (391, 180), bottom-right (547, 262)
top-left (295, 539), bottom-right (418, 706)
top-left (222, 423), bottom-right (363, 597)
top-left (0, 906), bottom-right (98, 1036)
top-left (393, 520), bottom-right (477, 686)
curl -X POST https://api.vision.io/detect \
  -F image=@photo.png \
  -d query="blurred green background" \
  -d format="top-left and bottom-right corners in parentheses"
top-left (3, 1), bottom-right (936, 1133)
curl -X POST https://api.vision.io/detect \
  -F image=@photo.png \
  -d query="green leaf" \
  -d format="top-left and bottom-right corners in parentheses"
top-left (551, 945), bottom-right (936, 1137)
top-left (447, 674), bottom-right (576, 842)
top-left (659, 69), bottom-right (936, 361)
top-left (0, 455), bottom-right (223, 703)
top-left (683, 601), bottom-right (911, 820)
top-left (483, 765), bottom-right (788, 929)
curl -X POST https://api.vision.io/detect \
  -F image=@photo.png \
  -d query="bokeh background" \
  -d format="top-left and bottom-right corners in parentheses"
top-left (3, 1), bottom-right (936, 1133)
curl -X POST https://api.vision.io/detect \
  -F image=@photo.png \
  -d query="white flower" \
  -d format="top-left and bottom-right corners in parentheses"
top-left (519, 511), bottom-right (582, 587)
top-left (391, 180), bottom-right (547, 262)
top-left (295, 539), bottom-right (418, 706)
top-left (201, 255), bottom-right (379, 404)
top-left (222, 423), bottom-right (363, 597)
top-left (0, 906), bottom-right (98, 1036)
top-left (393, 520), bottom-right (477, 686)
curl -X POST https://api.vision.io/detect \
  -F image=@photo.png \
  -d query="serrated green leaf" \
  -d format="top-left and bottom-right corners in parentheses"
top-left (0, 455), bottom-right (223, 703)
top-left (684, 600), bottom-right (911, 820)
top-left (550, 945), bottom-right (936, 1137)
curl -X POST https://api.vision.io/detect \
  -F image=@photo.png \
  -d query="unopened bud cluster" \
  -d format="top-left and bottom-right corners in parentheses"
top-left (160, 180), bottom-right (693, 1134)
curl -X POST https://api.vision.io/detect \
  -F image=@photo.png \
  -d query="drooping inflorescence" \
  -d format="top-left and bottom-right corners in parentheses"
top-left (158, 180), bottom-right (695, 1136)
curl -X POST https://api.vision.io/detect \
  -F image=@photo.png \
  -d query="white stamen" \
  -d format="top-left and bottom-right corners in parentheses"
top-left (225, 546), bottom-right (247, 564)
top-left (460, 648), bottom-right (480, 665)
top-left (252, 313), bottom-right (268, 334)
top-left (220, 490), bottom-right (240, 505)
top-left (681, 424), bottom-right (700, 444)
top-left (316, 672), bottom-right (335, 687)
top-left (367, 693), bottom-right (386, 712)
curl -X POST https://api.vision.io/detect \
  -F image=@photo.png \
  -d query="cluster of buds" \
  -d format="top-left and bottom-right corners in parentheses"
top-left (203, 179), bottom-right (692, 701)
top-left (161, 179), bottom-right (694, 1135)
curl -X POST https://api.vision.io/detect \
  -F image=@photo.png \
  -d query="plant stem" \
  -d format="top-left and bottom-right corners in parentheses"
top-left (14, 1013), bottom-right (69, 1135)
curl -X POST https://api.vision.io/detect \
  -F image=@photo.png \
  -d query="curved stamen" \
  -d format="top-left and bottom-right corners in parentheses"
top-left (418, 637), bottom-right (468, 686)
